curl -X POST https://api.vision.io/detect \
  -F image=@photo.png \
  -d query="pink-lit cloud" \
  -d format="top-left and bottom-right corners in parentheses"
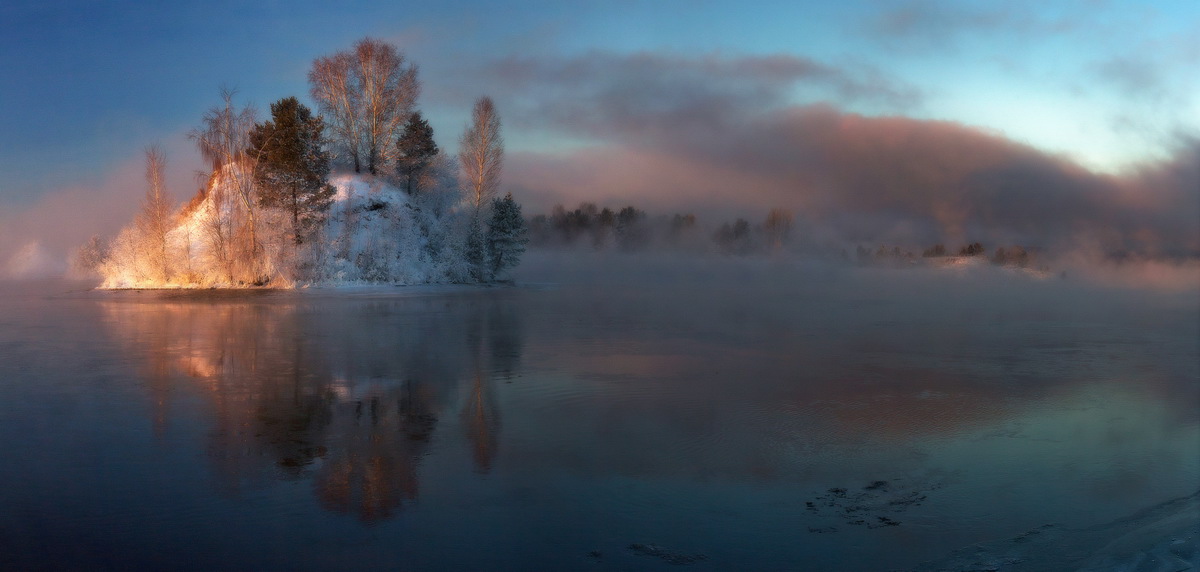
top-left (505, 95), bottom-right (1199, 256)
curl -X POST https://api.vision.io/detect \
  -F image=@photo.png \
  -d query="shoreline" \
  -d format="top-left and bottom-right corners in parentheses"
top-left (76, 281), bottom-right (543, 302)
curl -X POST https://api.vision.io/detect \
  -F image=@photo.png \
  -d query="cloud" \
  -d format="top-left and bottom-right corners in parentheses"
top-left (1093, 55), bottom-right (1168, 102)
top-left (863, 0), bottom-right (1079, 51)
top-left (476, 49), bottom-right (1195, 257)
top-left (507, 104), bottom-right (1199, 257)
top-left (463, 51), bottom-right (922, 140)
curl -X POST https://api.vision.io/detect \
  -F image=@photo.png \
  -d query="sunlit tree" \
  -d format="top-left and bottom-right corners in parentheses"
top-left (137, 145), bottom-right (174, 282)
top-left (459, 96), bottom-right (503, 213)
top-left (190, 88), bottom-right (262, 283)
top-left (309, 38), bottom-right (420, 174)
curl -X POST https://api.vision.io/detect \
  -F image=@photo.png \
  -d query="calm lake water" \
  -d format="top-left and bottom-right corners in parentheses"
top-left (1, 257), bottom-right (1197, 571)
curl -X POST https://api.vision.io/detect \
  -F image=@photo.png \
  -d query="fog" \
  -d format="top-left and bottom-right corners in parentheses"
top-left (0, 134), bottom-right (202, 279)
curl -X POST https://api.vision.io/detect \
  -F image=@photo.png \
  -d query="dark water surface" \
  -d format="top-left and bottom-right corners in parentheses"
top-left (1, 261), bottom-right (1197, 571)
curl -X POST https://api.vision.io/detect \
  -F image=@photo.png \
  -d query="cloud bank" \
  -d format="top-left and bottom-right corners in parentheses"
top-left (496, 52), bottom-right (1199, 258)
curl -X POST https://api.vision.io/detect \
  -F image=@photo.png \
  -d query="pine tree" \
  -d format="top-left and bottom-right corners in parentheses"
top-left (249, 97), bottom-right (336, 246)
top-left (486, 193), bottom-right (528, 280)
top-left (395, 111), bottom-right (439, 195)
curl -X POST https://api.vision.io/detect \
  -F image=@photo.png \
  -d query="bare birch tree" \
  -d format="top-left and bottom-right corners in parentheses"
top-left (458, 97), bottom-right (503, 282)
top-left (357, 39), bottom-right (419, 175)
top-left (459, 96), bottom-right (503, 213)
top-left (308, 38), bottom-right (419, 175)
top-left (309, 51), bottom-right (362, 172)
top-left (137, 145), bottom-right (172, 282)
top-left (190, 88), bottom-right (264, 283)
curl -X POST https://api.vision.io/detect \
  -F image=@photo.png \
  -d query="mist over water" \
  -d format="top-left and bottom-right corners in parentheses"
top-left (0, 257), bottom-right (1196, 570)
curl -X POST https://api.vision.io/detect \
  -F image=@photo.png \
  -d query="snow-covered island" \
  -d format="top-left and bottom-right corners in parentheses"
top-left (97, 169), bottom-right (527, 289)
top-left (80, 38), bottom-right (526, 290)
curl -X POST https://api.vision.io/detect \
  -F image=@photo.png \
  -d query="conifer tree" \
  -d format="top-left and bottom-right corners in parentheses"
top-left (395, 112), bottom-right (439, 195)
top-left (464, 218), bottom-right (487, 283)
top-left (486, 192), bottom-right (528, 280)
top-left (249, 97), bottom-right (336, 246)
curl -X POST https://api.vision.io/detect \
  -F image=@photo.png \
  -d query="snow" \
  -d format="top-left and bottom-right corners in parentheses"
top-left (98, 165), bottom-right (478, 289)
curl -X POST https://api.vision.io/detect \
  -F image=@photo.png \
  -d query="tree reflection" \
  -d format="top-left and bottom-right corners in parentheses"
top-left (459, 300), bottom-right (522, 473)
top-left (315, 393), bottom-right (424, 522)
top-left (101, 291), bottom-right (523, 522)
top-left (463, 369), bottom-right (499, 473)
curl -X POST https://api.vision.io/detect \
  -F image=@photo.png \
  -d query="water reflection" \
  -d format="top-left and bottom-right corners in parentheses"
top-left (3, 276), bottom-right (1195, 570)
top-left (101, 292), bottom-right (523, 522)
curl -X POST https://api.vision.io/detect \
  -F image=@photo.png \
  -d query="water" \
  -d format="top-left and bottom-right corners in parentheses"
top-left (1, 259), bottom-right (1197, 571)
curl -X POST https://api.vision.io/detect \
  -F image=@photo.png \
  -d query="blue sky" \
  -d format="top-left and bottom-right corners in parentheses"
top-left (1, 0), bottom-right (1198, 262)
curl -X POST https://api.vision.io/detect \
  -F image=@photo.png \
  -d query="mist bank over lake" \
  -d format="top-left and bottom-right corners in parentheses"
top-left (512, 248), bottom-right (1200, 293)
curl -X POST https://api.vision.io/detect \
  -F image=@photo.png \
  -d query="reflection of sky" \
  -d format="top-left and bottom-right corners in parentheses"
top-left (0, 274), bottom-right (1196, 569)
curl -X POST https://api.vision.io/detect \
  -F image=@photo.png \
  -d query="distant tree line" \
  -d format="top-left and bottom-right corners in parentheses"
top-left (528, 203), bottom-right (657, 250)
top-left (524, 203), bottom-right (802, 255)
top-left (853, 240), bottom-right (1041, 268)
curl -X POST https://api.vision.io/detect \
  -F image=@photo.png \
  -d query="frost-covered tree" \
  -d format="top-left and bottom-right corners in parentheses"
top-left (459, 97), bottom-right (503, 213)
top-left (308, 51), bottom-right (360, 171)
top-left (458, 97), bottom-right (504, 282)
top-left (190, 88), bottom-right (262, 283)
top-left (486, 192), bottom-right (527, 280)
top-left (309, 38), bottom-right (419, 174)
top-left (395, 111), bottom-right (438, 195)
top-left (249, 97), bottom-right (336, 247)
top-left (70, 235), bottom-right (109, 278)
top-left (410, 152), bottom-right (462, 276)
top-left (137, 145), bottom-right (173, 281)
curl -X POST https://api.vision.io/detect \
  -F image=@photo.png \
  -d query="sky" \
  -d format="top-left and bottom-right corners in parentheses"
top-left (1, 0), bottom-right (1198, 272)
